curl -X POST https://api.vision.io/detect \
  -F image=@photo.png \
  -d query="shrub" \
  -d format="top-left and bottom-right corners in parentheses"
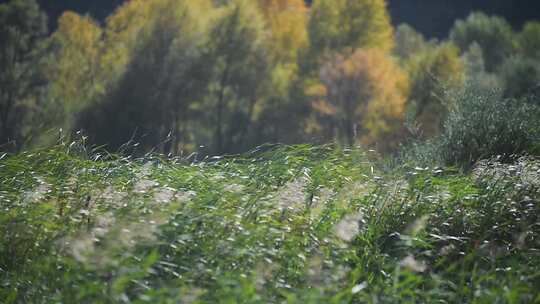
top-left (400, 88), bottom-right (540, 169)
top-left (518, 21), bottom-right (540, 61)
top-left (499, 55), bottom-right (540, 99)
top-left (438, 89), bottom-right (540, 168)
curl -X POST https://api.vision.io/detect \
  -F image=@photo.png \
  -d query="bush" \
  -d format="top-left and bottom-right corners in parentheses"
top-left (518, 21), bottom-right (540, 61)
top-left (438, 89), bottom-right (540, 168)
top-left (499, 55), bottom-right (540, 99)
top-left (400, 89), bottom-right (540, 169)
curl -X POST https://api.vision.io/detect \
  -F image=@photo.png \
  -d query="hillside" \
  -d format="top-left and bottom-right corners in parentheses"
top-left (1, 143), bottom-right (539, 303)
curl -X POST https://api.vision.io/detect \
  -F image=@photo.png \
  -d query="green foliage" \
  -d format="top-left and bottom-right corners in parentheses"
top-left (518, 21), bottom-right (540, 61)
top-left (394, 24), bottom-right (431, 61)
top-left (77, 0), bottom-right (215, 154)
top-left (73, 0), bottom-right (276, 155)
top-left (0, 0), bottom-right (47, 150)
top-left (307, 0), bottom-right (394, 69)
top-left (406, 42), bottom-right (464, 138)
top-left (450, 12), bottom-right (516, 73)
top-left (461, 42), bottom-right (501, 91)
top-left (201, 0), bottom-right (270, 154)
top-left (41, 11), bottom-right (104, 139)
top-left (499, 55), bottom-right (540, 99)
top-left (2, 142), bottom-right (540, 302)
top-left (401, 87), bottom-right (540, 170)
top-left (6, 0), bottom-right (540, 164)
top-left (3, 2), bottom-right (540, 299)
top-left (438, 89), bottom-right (540, 168)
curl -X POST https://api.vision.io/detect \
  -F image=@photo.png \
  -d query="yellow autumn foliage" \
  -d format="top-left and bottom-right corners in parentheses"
top-left (317, 48), bottom-right (409, 151)
top-left (47, 11), bottom-right (103, 109)
top-left (258, 0), bottom-right (308, 63)
top-left (308, 0), bottom-right (394, 65)
top-left (102, 0), bottom-right (214, 82)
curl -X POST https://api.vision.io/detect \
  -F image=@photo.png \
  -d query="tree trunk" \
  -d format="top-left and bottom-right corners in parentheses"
top-left (215, 64), bottom-right (230, 154)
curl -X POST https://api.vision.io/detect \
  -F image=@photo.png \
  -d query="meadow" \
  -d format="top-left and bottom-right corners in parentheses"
top-left (2, 0), bottom-right (540, 302)
top-left (1, 141), bottom-right (539, 303)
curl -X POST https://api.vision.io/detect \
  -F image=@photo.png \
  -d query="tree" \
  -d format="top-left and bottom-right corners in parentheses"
top-left (100, 0), bottom-right (164, 82)
top-left (406, 43), bottom-right (464, 138)
top-left (44, 12), bottom-right (103, 131)
top-left (156, 1), bottom-right (216, 153)
top-left (202, 0), bottom-right (270, 154)
top-left (78, 0), bottom-right (214, 153)
top-left (253, 0), bottom-right (309, 146)
top-left (499, 56), bottom-right (540, 99)
top-left (307, 0), bottom-right (394, 67)
top-left (394, 23), bottom-right (431, 61)
top-left (461, 42), bottom-right (501, 91)
top-left (0, 0), bottom-right (47, 149)
top-left (450, 12), bottom-right (515, 72)
top-left (518, 21), bottom-right (540, 62)
top-left (314, 48), bottom-right (408, 151)
top-left (256, 0), bottom-right (308, 97)
top-left (302, 0), bottom-right (397, 149)
top-left (257, 0), bottom-right (308, 63)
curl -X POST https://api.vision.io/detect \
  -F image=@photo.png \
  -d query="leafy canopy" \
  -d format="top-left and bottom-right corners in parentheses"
top-left (316, 49), bottom-right (409, 151)
top-left (450, 12), bottom-right (515, 72)
top-left (0, 0), bottom-right (47, 148)
top-left (308, 0), bottom-right (394, 65)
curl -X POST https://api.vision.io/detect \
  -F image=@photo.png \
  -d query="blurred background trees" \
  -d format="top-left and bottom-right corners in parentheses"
top-left (43, 12), bottom-right (103, 134)
top-left (405, 43), bottom-right (464, 138)
top-left (306, 0), bottom-right (394, 72)
top-left (0, 0), bottom-right (47, 150)
top-left (450, 12), bottom-right (516, 73)
top-left (1, 0), bottom-right (539, 156)
top-left (316, 49), bottom-right (408, 151)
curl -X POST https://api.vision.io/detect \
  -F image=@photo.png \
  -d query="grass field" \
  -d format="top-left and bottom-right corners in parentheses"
top-left (1, 143), bottom-right (539, 303)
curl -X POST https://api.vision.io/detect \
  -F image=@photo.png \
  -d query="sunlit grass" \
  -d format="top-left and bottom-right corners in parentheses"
top-left (1, 142), bottom-right (539, 303)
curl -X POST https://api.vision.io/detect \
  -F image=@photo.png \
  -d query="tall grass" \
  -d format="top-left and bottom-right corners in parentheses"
top-left (1, 140), bottom-right (539, 303)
